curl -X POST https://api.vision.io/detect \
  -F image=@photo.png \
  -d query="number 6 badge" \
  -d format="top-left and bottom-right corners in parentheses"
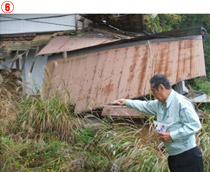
top-left (1, 1), bottom-right (14, 13)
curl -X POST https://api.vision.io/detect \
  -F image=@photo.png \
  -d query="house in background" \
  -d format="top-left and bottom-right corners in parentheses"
top-left (0, 14), bottom-right (88, 93)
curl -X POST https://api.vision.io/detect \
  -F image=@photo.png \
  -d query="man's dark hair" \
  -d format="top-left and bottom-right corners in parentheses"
top-left (150, 74), bottom-right (171, 90)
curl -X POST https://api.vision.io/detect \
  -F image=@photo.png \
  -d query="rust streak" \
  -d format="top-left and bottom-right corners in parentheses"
top-left (88, 52), bottom-right (100, 95)
top-left (116, 48), bottom-right (128, 99)
top-left (128, 47), bottom-right (139, 83)
top-left (138, 46), bottom-right (148, 95)
top-left (189, 40), bottom-right (193, 78)
top-left (158, 45), bottom-right (166, 73)
top-left (95, 51), bottom-right (108, 100)
top-left (176, 41), bottom-right (181, 82)
top-left (183, 55), bottom-right (187, 75)
top-left (103, 82), bottom-right (114, 95)
top-left (164, 44), bottom-right (169, 76)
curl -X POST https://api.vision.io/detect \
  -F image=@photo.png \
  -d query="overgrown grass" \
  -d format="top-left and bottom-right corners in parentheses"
top-left (93, 119), bottom-right (168, 172)
top-left (198, 119), bottom-right (210, 172)
top-left (0, 83), bottom-right (210, 171)
top-left (15, 93), bottom-right (82, 143)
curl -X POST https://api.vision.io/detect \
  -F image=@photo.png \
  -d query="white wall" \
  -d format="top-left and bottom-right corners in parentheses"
top-left (22, 52), bottom-right (48, 94)
top-left (0, 14), bottom-right (82, 34)
top-left (0, 56), bottom-right (15, 69)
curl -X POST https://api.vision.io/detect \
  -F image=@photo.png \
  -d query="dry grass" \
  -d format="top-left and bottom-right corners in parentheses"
top-left (15, 93), bottom-right (83, 143)
top-left (93, 118), bottom-right (169, 172)
top-left (0, 74), bottom-right (210, 171)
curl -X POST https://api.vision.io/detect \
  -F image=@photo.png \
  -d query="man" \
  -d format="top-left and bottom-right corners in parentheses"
top-left (113, 74), bottom-right (203, 172)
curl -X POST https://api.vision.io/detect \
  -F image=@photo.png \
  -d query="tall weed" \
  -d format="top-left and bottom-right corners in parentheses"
top-left (15, 93), bottom-right (82, 143)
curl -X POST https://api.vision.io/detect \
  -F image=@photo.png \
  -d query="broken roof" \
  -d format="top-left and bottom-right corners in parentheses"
top-left (37, 31), bottom-right (125, 56)
top-left (0, 30), bottom-right (83, 58)
top-left (37, 27), bottom-right (207, 57)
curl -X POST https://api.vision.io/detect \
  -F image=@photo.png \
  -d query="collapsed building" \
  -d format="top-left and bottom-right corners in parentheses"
top-left (38, 27), bottom-right (208, 118)
top-left (0, 14), bottom-right (209, 118)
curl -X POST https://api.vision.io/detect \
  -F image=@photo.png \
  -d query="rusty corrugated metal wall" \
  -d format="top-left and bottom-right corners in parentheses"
top-left (44, 35), bottom-right (206, 113)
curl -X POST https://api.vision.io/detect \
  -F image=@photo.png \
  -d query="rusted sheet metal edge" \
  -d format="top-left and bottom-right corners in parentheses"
top-left (102, 105), bottom-right (147, 118)
top-left (71, 35), bottom-right (203, 54)
top-left (39, 35), bottom-right (203, 57)
top-left (66, 35), bottom-right (203, 59)
top-left (47, 35), bottom-right (204, 62)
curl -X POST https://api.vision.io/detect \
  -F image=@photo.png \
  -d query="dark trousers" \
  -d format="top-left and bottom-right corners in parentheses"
top-left (168, 146), bottom-right (203, 172)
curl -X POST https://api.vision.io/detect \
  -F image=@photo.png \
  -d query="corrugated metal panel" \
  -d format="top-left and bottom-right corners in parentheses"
top-left (44, 35), bottom-right (206, 113)
top-left (37, 34), bottom-right (119, 56)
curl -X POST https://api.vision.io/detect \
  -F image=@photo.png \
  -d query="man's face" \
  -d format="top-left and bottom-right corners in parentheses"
top-left (151, 85), bottom-right (165, 102)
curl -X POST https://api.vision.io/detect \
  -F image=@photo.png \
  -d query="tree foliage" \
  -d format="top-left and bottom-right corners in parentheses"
top-left (145, 14), bottom-right (210, 33)
top-left (145, 14), bottom-right (210, 79)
